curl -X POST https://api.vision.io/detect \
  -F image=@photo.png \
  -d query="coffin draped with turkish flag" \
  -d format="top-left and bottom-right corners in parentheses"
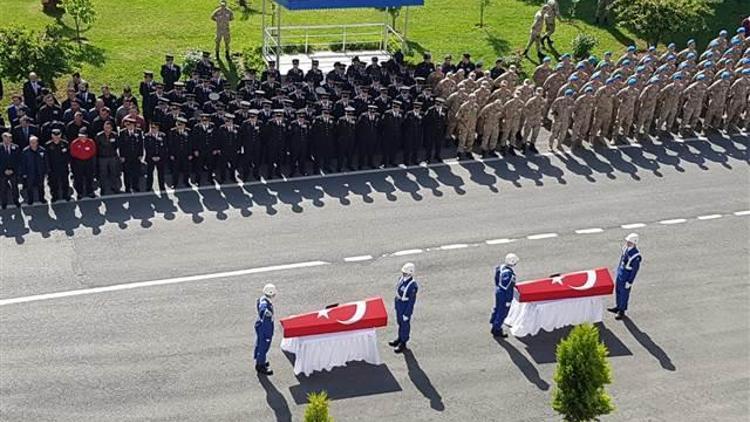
top-left (515, 267), bottom-right (614, 302)
top-left (281, 297), bottom-right (388, 338)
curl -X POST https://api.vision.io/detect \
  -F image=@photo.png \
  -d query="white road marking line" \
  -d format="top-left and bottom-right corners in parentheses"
top-left (734, 210), bottom-right (750, 216)
top-left (0, 261), bottom-right (330, 307)
top-left (527, 233), bottom-right (558, 240)
top-left (575, 228), bottom-right (604, 234)
top-left (621, 223), bottom-right (647, 229)
top-left (439, 244), bottom-right (469, 250)
top-left (344, 255), bottom-right (373, 262)
top-left (485, 238), bottom-right (516, 245)
top-left (392, 249), bottom-right (424, 256)
top-left (697, 214), bottom-right (723, 220)
top-left (659, 218), bottom-right (687, 225)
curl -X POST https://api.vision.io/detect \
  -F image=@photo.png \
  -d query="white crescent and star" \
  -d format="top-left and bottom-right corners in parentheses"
top-left (316, 301), bottom-right (367, 325)
top-left (567, 270), bottom-right (598, 291)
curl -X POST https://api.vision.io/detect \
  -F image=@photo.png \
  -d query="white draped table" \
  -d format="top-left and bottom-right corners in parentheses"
top-left (280, 328), bottom-right (382, 376)
top-left (505, 295), bottom-right (607, 337)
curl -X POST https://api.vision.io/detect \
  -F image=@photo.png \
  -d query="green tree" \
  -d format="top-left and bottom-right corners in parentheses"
top-left (0, 25), bottom-right (72, 89)
top-left (61, 0), bottom-right (97, 46)
top-left (611, 0), bottom-right (713, 47)
top-left (552, 324), bottom-right (615, 422)
top-left (478, 0), bottom-right (492, 27)
top-left (304, 391), bottom-right (334, 422)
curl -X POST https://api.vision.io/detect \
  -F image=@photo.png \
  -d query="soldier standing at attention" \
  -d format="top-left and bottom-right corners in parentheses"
top-left (211, 0), bottom-right (235, 60)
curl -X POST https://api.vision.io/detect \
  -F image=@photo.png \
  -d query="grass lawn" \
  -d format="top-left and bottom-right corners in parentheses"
top-left (1, 0), bottom-right (745, 98)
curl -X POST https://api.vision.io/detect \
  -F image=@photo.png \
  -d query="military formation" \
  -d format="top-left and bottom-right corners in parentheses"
top-left (1, 25), bottom-right (749, 207)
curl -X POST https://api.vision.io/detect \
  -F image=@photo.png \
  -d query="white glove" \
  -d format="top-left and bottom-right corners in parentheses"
top-left (625, 283), bottom-right (632, 290)
top-left (402, 315), bottom-right (409, 322)
top-left (505, 302), bottom-right (511, 307)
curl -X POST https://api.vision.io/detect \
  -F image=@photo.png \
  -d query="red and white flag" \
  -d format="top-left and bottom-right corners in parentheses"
top-left (515, 267), bottom-right (614, 302)
top-left (280, 297), bottom-right (388, 338)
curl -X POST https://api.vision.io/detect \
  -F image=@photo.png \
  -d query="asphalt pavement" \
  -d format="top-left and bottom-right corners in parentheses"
top-left (0, 134), bottom-right (748, 421)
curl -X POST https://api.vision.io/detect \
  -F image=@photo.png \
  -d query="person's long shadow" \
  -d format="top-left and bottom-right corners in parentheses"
top-left (494, 338), bottom-right (550, 391)
top-left (622, 316), bottom-right (676, 371)
top-left (257, 373), bottom-right (293, 422)
top-left (402, 349), bottom-right (445, 411)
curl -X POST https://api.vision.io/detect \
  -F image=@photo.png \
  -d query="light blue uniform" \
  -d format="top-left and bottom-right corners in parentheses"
top-left (395, 275), bottom-right (418, 345)
top-left (615, 246), bottom-right (642, 311)
top-left (254, 296), bottom-right (274, 365)
top-left (490, 264), bottom-right (516, 331)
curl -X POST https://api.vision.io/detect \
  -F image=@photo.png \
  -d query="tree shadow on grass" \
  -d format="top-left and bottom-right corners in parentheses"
top-left (239, 5), bottom-right (263, 22)
top-left (483, 29), bottom-right (511, 58)
top-left (557, 0), bottom-right (636, 49)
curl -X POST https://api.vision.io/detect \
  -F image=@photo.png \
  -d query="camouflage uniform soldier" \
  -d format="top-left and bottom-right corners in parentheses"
top-left (634, 77), bottom-right (661, 137)
top-left (703, 71), bottom-right (732, 130)
top-left (570, 86), bottom-right (595, 147)
top-left (540, 0), bottom-right (561, 48)
top-left (494, 65), bottom-right (520, 89)
top-left (516, 79), bottom-right (535, 103)
top-left (543, 65), bottom-right (566, 115)
top-left (680, 74), bottom-right (709, 133)
top-left (488, 80), bottom-right (513, 104)
top-left (523, 4), bottom-right (550, 61)
top-left (549, 89), bottom-right (575, 150)
top-left (211, 0), bottom-right (235, 59)
top-left (532, 57), bottom-right (553, 87)
top-left (522, 87), bottom-right (545, 153)
top-left (655, 73), bottom-right (684, 133)
top-left (725, 69), bottom-right (750, 130)
top-left (474, 81), bottom-right (493, 109)
top-left (455, 94), bottom-right (479, 159)
top-left (446, 87), bottom-right (469, 140)
top-left (478, 99), bottom-right (504, 157)
top-left (501, 93), bottom-right (524, 154)
top-left (615, 78), bottom-right (640, 139)
top-left (436, 73), bottom-right (457, 99)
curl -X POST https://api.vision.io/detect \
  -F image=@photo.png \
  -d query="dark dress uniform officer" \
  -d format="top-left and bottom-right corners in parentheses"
top-left (311, 109), bottom-right (336, 173)
top-left (423, 97), bottom-right (447, 162)
top-left (389, 263), bottom-right (419, 353)
top-left (286, 110), bottom-right (311, 176)
top-left (356, 105), bottom-right (380, 169)
top-left (335, 107), bottom-right (357, 171)
top-left (191, 114), bottom-right (215, 184)
top-left (168, 117), bottom-right (193, 187)
top-left (490, 253), bottom-right (519, 338)
top-left (402, 102), bottom-right (424, 165)
top-left (262, 110), bottom-right (287, 179)
top-left (20, 137), bottom-right (47, 205)
top-left (144, 121), bottom-right (168, 191)
top-left (216, 114), bottom-right (240, 183)
top-left (304, 60), bottom-right (324, 86)
top-left (254, 284), bottom-right (276, 376)
top-left (286, 59), bottom-right (304, 83)
top-left (118, 119), bottom-right (145, 192)
top-left (380, 102), bottom-right (404, 167)
top-left (44, 129), bottom-right (71, 201)
top-left (160, 54), bottom-right (182, 92)
top-left (239, 110), bottom-right (262, 180)
top-left (0, 133), bottom-right (22, 208)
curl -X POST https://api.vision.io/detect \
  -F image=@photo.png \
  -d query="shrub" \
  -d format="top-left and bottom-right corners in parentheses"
top-left (571, 33), bottom-right (598, 61)
top-left (552, 324), bottom-right (615, 422)
top-left (611, 0), bottom-right (712, 47)
top-left (304, 391), bottom-right (333, 422)
top-left (181, 49), bottom-right (204, 77)
top-left (242, 46), bottom-right (267, 72)
top-left (0, 25), bottom-right (72, 88)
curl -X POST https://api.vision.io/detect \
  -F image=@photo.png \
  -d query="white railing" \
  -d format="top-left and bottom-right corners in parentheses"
top-left (263, 23), bottom-right (405, 61)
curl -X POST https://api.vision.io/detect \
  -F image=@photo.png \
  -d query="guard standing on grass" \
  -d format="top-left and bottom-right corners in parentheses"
top-left (609, 233), bottom-right (642, 320)
top-left (211, 0), bottom-right (235, 59)
top-left (490, 253), bottom-right (519, 338)
top-left (255, 283), bottom-right (276, 376)
top-left (389, 263), bottom-right (418, 354)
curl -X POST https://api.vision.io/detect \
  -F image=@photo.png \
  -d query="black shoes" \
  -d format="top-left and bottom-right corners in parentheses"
top-left (256, 363), bottom-right (273, 375)
top-left (394, 343), bottom-right (407, 353)
top-left (492, 328), bottom-right (508, 338)
top-left (614, 311), bottom-right (625, 320)
top-left (388, 339), bottom-right (401, 347)
top-left (607, 307), bottom-right (619, 314)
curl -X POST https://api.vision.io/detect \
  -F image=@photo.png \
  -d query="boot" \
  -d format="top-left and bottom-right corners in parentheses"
top-left (607, 307), bottom-right (619, 314)
top-left (394, 343), bottom-right (407, 353)
top-left (256, 364), bottom-right (273, 375)
top-left (493, 328), bottom-right (508, 338)
top-left (388, 339), bottom-right (401, 347)
top-left (615, 311), bottom-right (625, 320)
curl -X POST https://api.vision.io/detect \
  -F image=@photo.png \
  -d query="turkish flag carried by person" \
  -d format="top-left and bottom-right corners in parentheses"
top-left (516, 267), bottom-right (614, 303)
top-left (281, 297), bottom-right (388, 338)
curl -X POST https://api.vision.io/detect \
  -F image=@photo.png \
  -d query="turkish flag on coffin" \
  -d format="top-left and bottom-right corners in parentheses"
top-left (515, 267), bottom-right (615, 302)
top-left (280, 297), bottom-right (388, 338)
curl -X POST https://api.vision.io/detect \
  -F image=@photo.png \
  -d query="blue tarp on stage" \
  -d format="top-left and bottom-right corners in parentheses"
top-left (274, 0), bottom-right (424, 10)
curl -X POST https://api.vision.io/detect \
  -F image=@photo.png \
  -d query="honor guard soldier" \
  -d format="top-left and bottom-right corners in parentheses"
top-left (335, 106), bottom-right (357, 171)
top-left (286, 109), bottom-right (310, 176)
top-left (356, 105), bottom-right (380, 170)
top-left (262, 110), bottom-right (287, 179)
top-left (216, 113), bottom-right (240, 183)
top-left (403, 101), bottom-right (424, 165)
top-left (45, 129), bottom-right (72, 202)
top-left (192, 113), bottom-right (215, 185)
top-left (144, 121), bottom-right (168, 192)
top-left (255, 284), bottom-right (276, 376)
top-left (119, 118), bottom-right (145, 193)
top-left (311, 108), bottom-right (336, 173)
top-left (490, 253), bottom-right (519, 338)
top-left (389, 263), bottom-right (419, 353)
top-left (609, 233), bottom-right (642, 320)
top-left (168, 117), bottom-right (193, 187)
top-left (239, 109), bottom-right (262, 180)
top-left (381, 101), bottom-right (403, 167)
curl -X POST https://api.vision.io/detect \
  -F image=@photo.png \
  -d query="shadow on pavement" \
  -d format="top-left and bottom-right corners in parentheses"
top-left (622, 317), bottom-right (676, 371)
top-left (287, 361), bottom-right (402, 405)
top-left (402, 349), bottom-right (445, 411)
top-left (1, 135), bottom-right (745, 242)
top-left (515, 322), bottom-right (632, 364)
top-left (257, 373), bottom-right (292, 422)
top-left (494, 337), bottom-right (550, 391)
